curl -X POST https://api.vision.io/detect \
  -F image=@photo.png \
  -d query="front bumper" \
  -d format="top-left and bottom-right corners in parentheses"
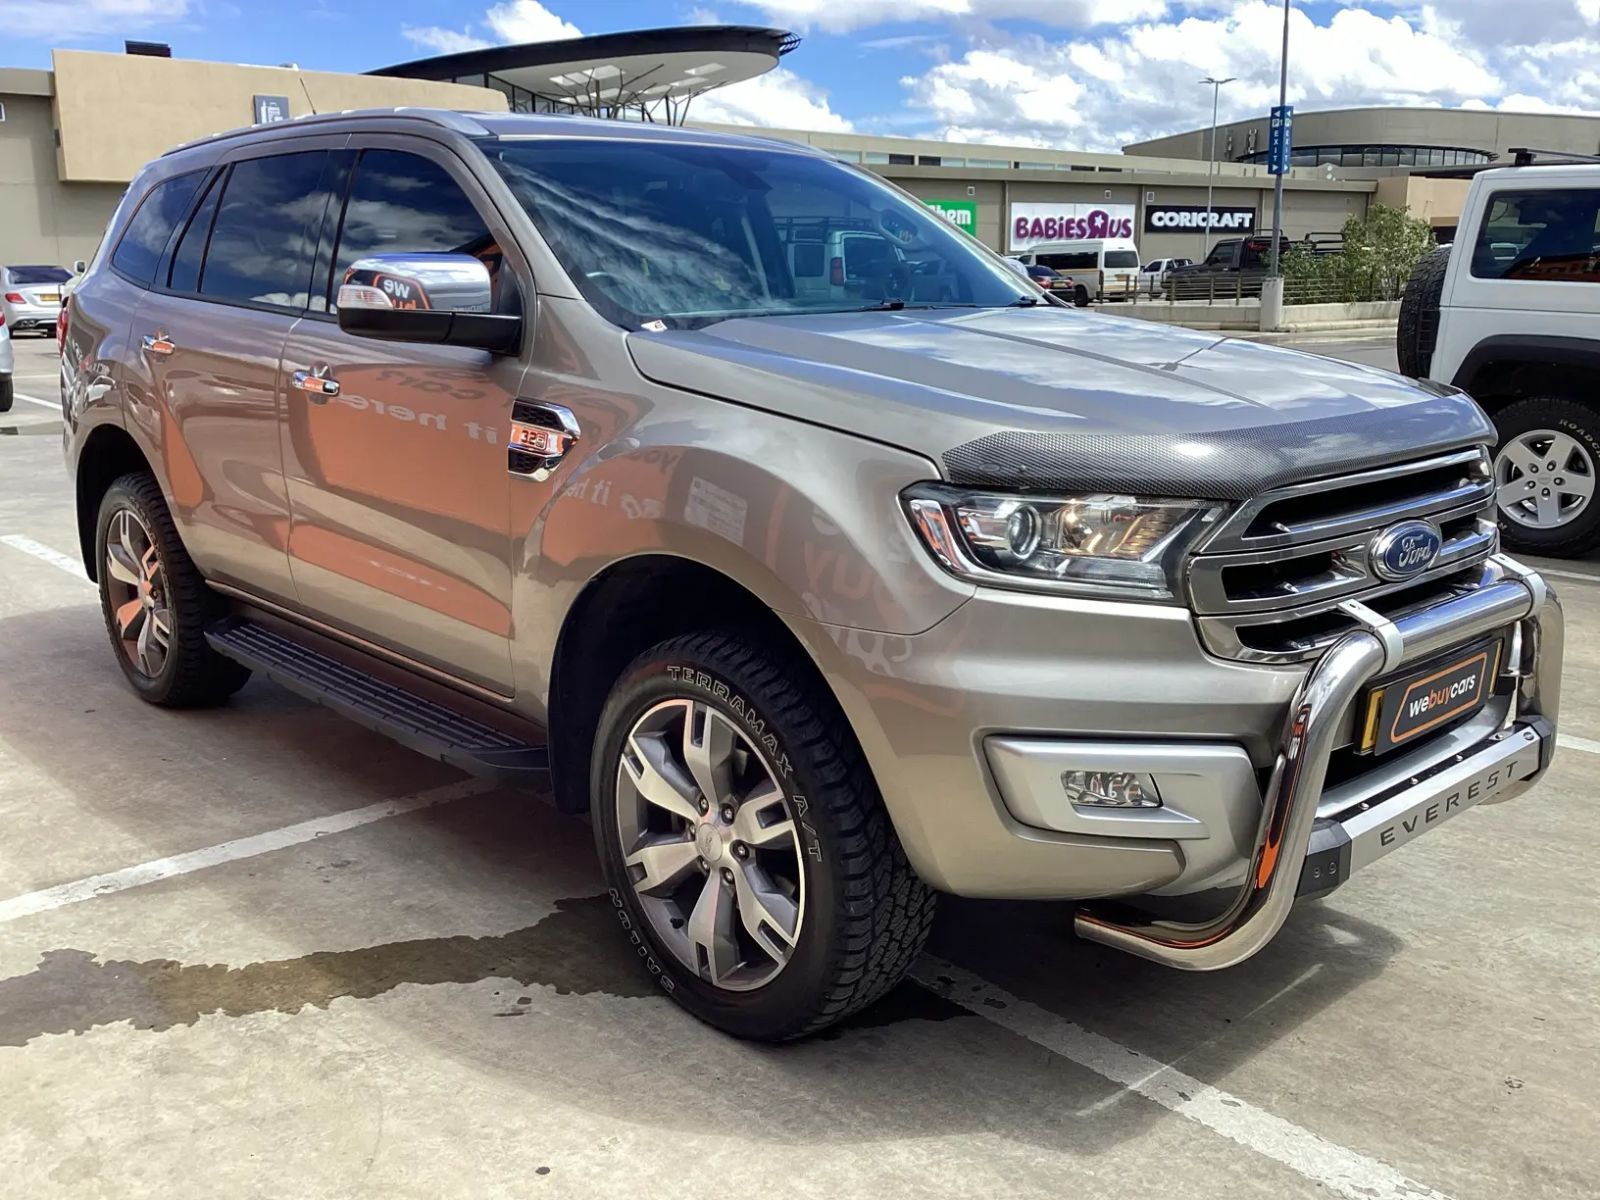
top-left (793, 551), bottom-right (1560, 969)
top-left (1074, 555), bottom-right (1560, 969)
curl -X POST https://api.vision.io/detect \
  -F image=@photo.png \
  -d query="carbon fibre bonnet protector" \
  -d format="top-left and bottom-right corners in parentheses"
top-left (941, 394), bottom-right (1495, 500)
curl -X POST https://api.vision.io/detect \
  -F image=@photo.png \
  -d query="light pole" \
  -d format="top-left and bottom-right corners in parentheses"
top-left (1200, 76), bottom-right (1236, 259)
top-left (1268, 0), bottom-right (1291, 276)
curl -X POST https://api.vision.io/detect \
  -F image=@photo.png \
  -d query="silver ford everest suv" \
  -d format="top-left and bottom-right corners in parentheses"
top-left (60, 110), bottom-right (1562, 1040)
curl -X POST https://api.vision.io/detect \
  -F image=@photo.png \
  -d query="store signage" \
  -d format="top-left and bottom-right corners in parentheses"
top-left (1144, 204), bottom-right (1257, 233)
top-left (924, 199), bottom-right (979, 236)
top-left (1267, 105), bottom-right (1294, 176)
top-left (1009, 202), bottom-right (1135, 251)
top-left (253, 94), bottom-right (290, 125)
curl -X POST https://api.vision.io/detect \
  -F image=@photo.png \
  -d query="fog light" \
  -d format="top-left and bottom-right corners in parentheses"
top-left (1061, 770), bottom-right (1162, 809)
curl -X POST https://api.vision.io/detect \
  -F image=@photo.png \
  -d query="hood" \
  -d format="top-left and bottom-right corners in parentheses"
top-left (626, 307), bottom-right (1492, 500)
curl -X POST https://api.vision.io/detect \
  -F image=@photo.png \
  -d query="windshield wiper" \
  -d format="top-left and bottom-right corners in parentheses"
top-left (1006, 295), bottom-right (1042, 307)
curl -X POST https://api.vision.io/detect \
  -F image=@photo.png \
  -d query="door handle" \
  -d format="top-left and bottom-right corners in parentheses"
top-left (141, 332), bottom-right (175, 357)
top-left (292, 368), bottom-right (340, 402)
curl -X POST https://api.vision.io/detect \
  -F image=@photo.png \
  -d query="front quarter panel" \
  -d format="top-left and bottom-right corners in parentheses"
top-left (509, 300), bottom-right (973, 714)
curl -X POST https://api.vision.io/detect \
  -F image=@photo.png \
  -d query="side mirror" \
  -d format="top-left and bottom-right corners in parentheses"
top-left (336, 253), bottom-right (521, 355)
top-left (72, 259), bottom-right (87, 275)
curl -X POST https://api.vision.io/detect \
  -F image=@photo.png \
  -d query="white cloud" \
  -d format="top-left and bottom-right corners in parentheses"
top-left (483, 0), bottom-right (582, 42)
top-left (733, 0), bottom-right (1164, 36)
top-left (7, 0), bottom-right (188, 39)
top-left (400, 25), bottom-right (489, 55)
top-left (403, 0), bottom-right (579, 57)
top-left (693, 67), bottom-right (854, 131)
top-left (903, 1), bottom-right (1510, 151)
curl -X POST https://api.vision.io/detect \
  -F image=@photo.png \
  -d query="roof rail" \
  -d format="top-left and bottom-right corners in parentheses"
top-left (1509, 146), bottom-right (1600, 167)
top-left (162, 107), bottom-right (495, 157)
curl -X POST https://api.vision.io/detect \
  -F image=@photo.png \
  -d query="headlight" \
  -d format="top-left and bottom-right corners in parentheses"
top-left (904, 484), bottom-right (1224, 601)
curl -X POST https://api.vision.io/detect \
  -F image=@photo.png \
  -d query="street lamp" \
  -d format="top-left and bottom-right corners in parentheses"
top-left (1268, 0), bottom-right (1292, 277)
top-left (1200, 75), bottom-right (1236, 259)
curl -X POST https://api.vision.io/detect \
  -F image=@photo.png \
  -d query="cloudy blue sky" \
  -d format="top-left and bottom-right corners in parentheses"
top-left (8, 1), bottom-right (1599, 150)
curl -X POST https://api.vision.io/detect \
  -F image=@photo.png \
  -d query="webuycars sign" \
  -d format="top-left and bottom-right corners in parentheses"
top-left (1144, 204), bottom-right (1257, 234)
top-left (1009, 202), bottom-right (1134, 251)
top-left (923, 199), bottom-right (979, 236)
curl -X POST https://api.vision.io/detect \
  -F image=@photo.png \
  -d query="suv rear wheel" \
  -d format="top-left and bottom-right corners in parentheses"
top-left (95, 473), bottom-right (251, 705)
top-left (592, 631), bottom-right (934, 1040)
top-left (1491, 397), bottom-right (1600, 556)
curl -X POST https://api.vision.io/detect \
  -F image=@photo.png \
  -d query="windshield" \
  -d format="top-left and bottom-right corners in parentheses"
top-left (1104, 251), bottom-right (1139, 269)
top-left (7, 266), bottom-right (71, 285)
top-left (484, 139), bottom-right (1030, 328)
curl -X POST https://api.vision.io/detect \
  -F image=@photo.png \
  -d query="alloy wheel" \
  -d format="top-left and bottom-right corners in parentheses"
top-left (614, 698), bottom-right (805, 992)
top-left (1494, 429), bottom-right (1596, 530)
top-left (104, 507), bottom-right (172, 678)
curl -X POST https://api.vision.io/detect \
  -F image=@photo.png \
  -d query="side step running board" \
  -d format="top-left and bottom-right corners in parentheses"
top-left (206, 619), bottom-right (549, 786)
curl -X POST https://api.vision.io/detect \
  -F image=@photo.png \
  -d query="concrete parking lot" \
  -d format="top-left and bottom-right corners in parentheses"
top-left (2, 330), bottom-right (1596, 1199)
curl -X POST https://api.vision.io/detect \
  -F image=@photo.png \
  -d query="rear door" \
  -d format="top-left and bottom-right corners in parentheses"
top-left (122, 140), bottom-right (344, 603)
top-left (278, 138), bottom-right (525, 694)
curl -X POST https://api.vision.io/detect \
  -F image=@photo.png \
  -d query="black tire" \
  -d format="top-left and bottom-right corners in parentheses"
top-left (1074, 284), bottom-right (1090, 308)
top-left (1397, 244), bottom-right (1451, 380)
top-left (95, 472), bottom-right (251, 706)
top-left (1491, 396), bottom-right (1600, 557)
top-left (0, 375), bottom-right (13, 414)
top-left (592, 631), bottom-right (935, 1041)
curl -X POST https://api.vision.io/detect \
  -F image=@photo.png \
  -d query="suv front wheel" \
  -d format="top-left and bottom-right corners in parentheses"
top-left (1491, 397), bottom-right (1600, 556)
top-left (592, 631), bottom-right (935, 1040)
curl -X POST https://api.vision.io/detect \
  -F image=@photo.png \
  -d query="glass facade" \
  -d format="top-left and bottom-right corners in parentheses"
top-left (1237, 144), bottom-right (1493, 168)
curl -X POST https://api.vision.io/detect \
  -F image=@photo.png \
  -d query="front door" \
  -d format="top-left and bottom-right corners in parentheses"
top-left (279, 141), bottom-right (524, 694)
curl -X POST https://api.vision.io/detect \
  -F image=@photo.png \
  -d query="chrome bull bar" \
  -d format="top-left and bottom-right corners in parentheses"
top-left (1074, 556), bottom-right (1562, 971)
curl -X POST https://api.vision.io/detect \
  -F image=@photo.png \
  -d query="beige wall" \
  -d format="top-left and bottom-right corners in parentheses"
top-left (0, 91), bottom-right (126, 267)
top-left (51, 49), bottom-right (505, 183)
top-left (1374, 175), bottom-right (1471, 225)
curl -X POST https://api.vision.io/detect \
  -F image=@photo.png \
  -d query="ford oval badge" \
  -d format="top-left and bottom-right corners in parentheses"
top-left (1371, 520), bottom-right (1443, 582)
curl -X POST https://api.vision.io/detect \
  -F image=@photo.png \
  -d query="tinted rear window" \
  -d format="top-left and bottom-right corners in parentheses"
top-left (200, 151), bottom-right (330, 310)
top-left (8, 266), bottom-right (72, 285)
top-left (1037, 251), bottom-right (1096, 270)
top-left (1471, 188), bottom-right (1600, 281)
top-left (1104, 250), bottom-right (1139, 268)
top-left (110, 171), bottom-right (205, 286)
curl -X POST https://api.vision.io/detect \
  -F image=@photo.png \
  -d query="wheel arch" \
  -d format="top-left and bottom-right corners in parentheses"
top-left (1454, 335), bottom-right (1600, 418)
top-left (545, 554), bottom-right (838, 815)
top-left (75, 423), bottom-right (155, 582)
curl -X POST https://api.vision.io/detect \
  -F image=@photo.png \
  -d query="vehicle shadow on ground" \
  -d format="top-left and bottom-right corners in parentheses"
top-left (0, 604), bottom-right (1403, 1156)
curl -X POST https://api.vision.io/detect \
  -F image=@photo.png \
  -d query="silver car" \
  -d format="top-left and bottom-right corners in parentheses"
top-left (61, 109), bottom-right (1561, 1040)
top-left (0, 319), bottom-right (13, 413)
top-left (1, 264), bottom-right (71, 336)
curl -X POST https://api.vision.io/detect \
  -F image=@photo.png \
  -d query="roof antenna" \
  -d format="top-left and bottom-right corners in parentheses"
top-left (298, 71), bottom-right (318, 116)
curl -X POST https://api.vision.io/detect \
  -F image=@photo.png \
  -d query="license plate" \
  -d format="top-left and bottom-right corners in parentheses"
top-left (1361, 636), bottom-right (1503, 755)
top-left (35, 293), bottom-right (59, 304)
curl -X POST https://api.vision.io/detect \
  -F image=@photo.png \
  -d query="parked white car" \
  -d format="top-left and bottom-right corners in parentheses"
top-left (0, 319), bottom-right (14, 413)
top-left (1138, 256), bottom-right (1192, 297)
top-left (1, 265), bottom-right (72, 337)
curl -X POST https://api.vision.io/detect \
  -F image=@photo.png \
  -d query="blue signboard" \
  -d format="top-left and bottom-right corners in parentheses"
top-left (1267, 105), bottom-right (1294, 175)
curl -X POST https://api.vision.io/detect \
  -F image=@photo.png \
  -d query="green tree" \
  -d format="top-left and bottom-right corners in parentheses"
top-left (1281, 204), bottom-right (1436, 303)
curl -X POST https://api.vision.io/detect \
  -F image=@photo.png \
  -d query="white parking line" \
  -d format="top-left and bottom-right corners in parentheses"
top-left (10, 391), bottom-right (61, 412)
top-left (914, 957), bottom-right (1453, 1200)
top-left (0, 778), bottom-right (496, 925)
top-left (1530, 565), bottom-right (1600, 586)
top-left (1557, 732), bottom-right (1600, 756)
top-left (0, 533), bottom-right (86, 578)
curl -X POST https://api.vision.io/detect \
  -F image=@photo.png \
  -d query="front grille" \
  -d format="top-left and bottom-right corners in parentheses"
top-left (1189, 449), bottom-right (1499, 662)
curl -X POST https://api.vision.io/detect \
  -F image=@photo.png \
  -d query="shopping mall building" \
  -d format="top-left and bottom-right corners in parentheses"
top-left (5, 26), bottom-right (1594, 269)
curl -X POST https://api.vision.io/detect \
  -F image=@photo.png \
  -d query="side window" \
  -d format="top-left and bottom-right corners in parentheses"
top-left (1471, 189), bottom-right (1600, 282)
top-left (166, 172), bottom-right (222, 294)
top-left (329, 149), bottom-right (500, 312)
top-left (1037, 251), bottom-right (1095, 271)
top-left (1204, 241), bottom-right (1235, 267)
top-left (200, 150), bottom-right (330, 310)
top-left (110, 170), bottom-right (205, 287)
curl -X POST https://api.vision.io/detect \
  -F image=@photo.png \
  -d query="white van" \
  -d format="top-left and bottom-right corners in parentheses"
top-left (1012, 238), bottom-right (1141, 304)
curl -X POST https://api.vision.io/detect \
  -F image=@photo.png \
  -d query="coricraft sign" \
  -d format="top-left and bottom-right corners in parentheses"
top-left (1009, 202), bottom-right (1134, 250)
top-left (1144, 204), bottom-right (1257, 234)
top-left (924, 198), bottom-right (978, 236)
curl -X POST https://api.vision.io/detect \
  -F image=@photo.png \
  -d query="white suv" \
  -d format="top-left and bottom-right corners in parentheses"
top-left (1400, 162), bottom-right (1600, 555)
